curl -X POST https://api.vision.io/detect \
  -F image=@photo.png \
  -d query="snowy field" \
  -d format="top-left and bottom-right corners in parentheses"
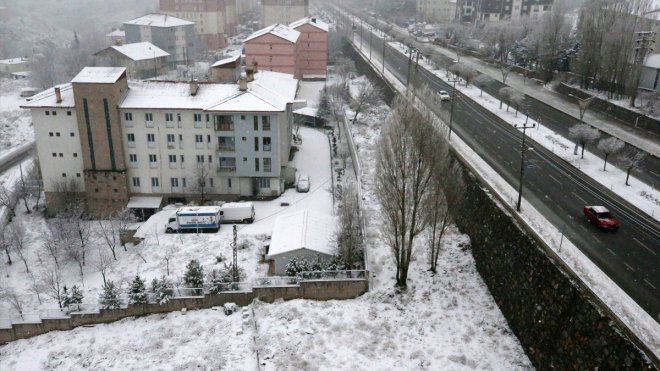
top-left (0, 77), bottom-right (533, 370)
top-left (0, 78), bottom-right (33, 157)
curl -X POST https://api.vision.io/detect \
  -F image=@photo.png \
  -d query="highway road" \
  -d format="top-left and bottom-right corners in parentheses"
top-left (351, 22), bottom-right (660, 321)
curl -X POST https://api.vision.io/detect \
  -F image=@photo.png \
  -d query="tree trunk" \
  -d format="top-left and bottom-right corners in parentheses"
top-left (603, 154), bottom-right (608, 171)
top-left (626, 167), bottom-right (632, 186)
top-left (4, 248), bottom-right (11, 264)
top-left (581, 144), bottom-right (586, 159)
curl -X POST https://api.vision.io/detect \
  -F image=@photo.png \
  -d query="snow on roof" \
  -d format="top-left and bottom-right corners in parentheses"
top-left (645, 54), bottom-right (660, 69)
top-left (0, 57), bottom-right (29, 65)
top-left (127, 196), bottom-right (162, 209)
top-left (124, 13), bottom-right (194, 27)
top-left (220, 202), bottom-right (253, 209)
top-left (294, 106), bottom-right (318, 117)
top-left (211, 54), bottom-right (241, 67)
top-left (289, 17), bottom-right (329, 32)
top-left (106, 29), bottom-right (125, 37)
top-left (120, 70), bottom-right (298, 112)
top-left (20, 84), bottom-right (75, 108)
top-left (244, 24), bottom-right (300, 44)
top-left (177, 206), bottom-right (221, 214)
top-left (72, 67), bottom-right (126, 84)
top-left (110, 42), bottom-right (169, 61)
top-left (267, 210), bottom-right (335, 257)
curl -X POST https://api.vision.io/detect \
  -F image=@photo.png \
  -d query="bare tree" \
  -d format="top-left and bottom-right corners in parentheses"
top-left (40, 265), bottom-right (65, 309)
top-left (617, 148), bottom-right (647, 186)
top-left (597, 137), bottom-right (625, 171)
top-left (16, 164), bottom-right (31, 214)
top-left (335, 181), bottom-right (363, 269)
top-left (97, 219), bottom-right (119, 261)
top-left (499, 87), bottom-right (515, 110)
top-left (449, 63), bottom-right (479, 87)
top-left (569, 123), bottom-right (601, 158)
top-left (7, 222), bottom-right (29, 273)
top-left (0, 233), bottom-right (11, 264)
top-left (500, 64), bottom-right (514, 84)
top-left (0, 183), bottom-right (18, 220)
top-left (94, 247), bottom-right (114, 287)
top-left (163, 244), bottom-right (176, 276)
top-left (375, 96), bottom-right (443, 288)
top-left (28, 272), bottom-right (44, 304)
top-left (27, 157), bottom-right (43, 211)
top-left (350, 79), bottom-right (383, 125)
top-left (474, 74), bottom-right (494, 96)
top-left (335, 56), bottom-right (357, 87)
top-left (189, 165), bottom-right (212, 205)
top-left (0, 289), bottom-right (26, 320)
top-left (50, 178), bottom-right (85, 216)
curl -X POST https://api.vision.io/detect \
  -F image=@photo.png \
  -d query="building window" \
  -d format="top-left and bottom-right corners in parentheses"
top-left (182, 178), bottom-right (187, 188)
top-left (167, 134), bottom-right (175, 146)
top-left (214, 115), bottom-right (234, 131)
top-left (151, 177), bottom-right (159, 187)
top-left (59, 153), bottom-right (63, 157)
top-left (169, 154), bottom-right (177, 163)
top-left (228, 178), bottom-right (232, 188)
top-left (171, 178), bottom-right (179, 187)
top-left (196, 155), bottom-right (204, 163)
top-left (209, 178), bottom-right (214, 187)
top-left (70, 132), bottom-right (75, 137)
top-left (145, 112), bottom-right (153, 122)
top-left (76, 173), bottom-right (81, 177)
top-left (218, 136), bottom-right (235, 151)
top-left (257, 178), bottom-right (270, 188)
top-left (254, 137), bottom-right (259, 151)
top-left (49, 132), bottom-right (54, 137)
top-left (263, 137), bottom-right (271, 151)
top-left (73, 153), bottom-right (78, 158)
top-left (165, 113), bottom-right (173, 122)
top-left (241, 115), bottom-right (246, 120)
top-left (56, 132), bottom-right (60, 137)
top-left (194, 113), bottom-right (202, 128)
top-left (264, 157), bottom-right (272, 172)
top-left (177, 113), bottom-right (181, 122)
top-left (208, 155), bottom-right (212, 163)
top-left (255, 158), bottom-right (260, 172)
top-left (127, 133), bottom-right (135, 144)
top-left (52, 153), bottom-right (56, 157)
top-left (253, 116), bottom-right (259, 130)
top-left (180, 155), bottom-right (185, 163)
top-left (61, 173), bottom-right (66, 177)
top-left (125, 112), bottom-right (133, 121)
top-left (147, 133), bottom-right (155, 144)
top-left (67, 111), bottom-right (72, 116)
top-left (195, 134), bottom-right (203, 143)
top-left (262, 116), bottom-right (271, 131)
top-left (45, 111), bottom-right (50, 116)
top-left (52, 111), bottom-right (57, 116)
top-left (149, 154), bottom-right (157, 163)
top-left (132, 177), bottom-right (140, 187)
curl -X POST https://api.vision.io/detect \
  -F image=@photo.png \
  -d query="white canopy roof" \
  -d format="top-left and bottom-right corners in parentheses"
top-left (127, 196), bottom-right (162, 209)
top-left (267, 210), bottom-right (335, 258)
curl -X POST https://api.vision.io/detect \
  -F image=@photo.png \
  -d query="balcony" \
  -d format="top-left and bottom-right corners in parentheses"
top-left (169, 162), bottom-right (177, 169)
top-left (216, 145), bottom-right (236, 153)
top-left (146, 121), bottom-right (154, 128)
top-left (167, 143), bottom-right (176, 149)
top-left (127, 141), bottom-right (136, 148)
top-left (125, 121), bottom-right (134, 128)
top-left (129, 161), bottom-right (138, 169)
top-left (194, 121), bottom-right (202, 129)
top-left (217, 165), bottom-right (236, 173)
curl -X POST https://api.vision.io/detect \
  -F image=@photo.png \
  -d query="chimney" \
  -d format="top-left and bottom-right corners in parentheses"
top-left (54, 87), bottom-right (62, 103)
top-left (246, 67), bottom-right (254, 82)
top-left (238, 74), bottom-right (248, 91)
top-left (115, 38), bottom-right (124, 46)
top-left (311, 17), bottom-right (317, 23)
top-left (190, 80), bottom-right (199, 96)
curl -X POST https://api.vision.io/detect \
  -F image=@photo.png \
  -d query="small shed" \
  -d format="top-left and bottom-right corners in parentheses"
top-left (127, 196), bottom-right (163, 221)
top-left (266, 210), bottom-right (336, 275)
top-left (211, 54), bottom-right (242, 83)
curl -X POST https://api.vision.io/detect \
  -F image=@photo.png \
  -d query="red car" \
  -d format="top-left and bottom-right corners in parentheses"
top-left (583, 206), bottom-right (619, 230)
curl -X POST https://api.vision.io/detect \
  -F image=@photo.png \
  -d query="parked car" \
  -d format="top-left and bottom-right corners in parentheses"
top-left (296, 173), bottom-right (310, 193)
top-left (437, 90), bottom-right (450, 101)
top-left (583, 206), bottom-right (619, 230)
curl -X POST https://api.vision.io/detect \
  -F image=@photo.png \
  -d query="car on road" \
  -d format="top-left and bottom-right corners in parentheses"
top-left (583, 206), bottom-right (619, 230)
top-left (437, 90), bottom-right (450, 101)
top-left (296, 173), bottom-right (310, 193)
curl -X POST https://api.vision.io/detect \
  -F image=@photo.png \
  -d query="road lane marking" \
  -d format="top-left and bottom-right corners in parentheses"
top-left (548, 174), bottom-right (561, 185)
top-left (633, 238), bottom-right (656, 256)
top-left (623, 262), bottom-right (635, 271)
top-left (571, 192), bottom-right (588, 204)
top-left (644, 279), bottom-right (656, 290)
top-left (606, 248), bottom-right (616, 256)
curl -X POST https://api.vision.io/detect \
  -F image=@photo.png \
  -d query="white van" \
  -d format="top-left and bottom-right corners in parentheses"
top-left (220, 202), bottom-right (255, 224)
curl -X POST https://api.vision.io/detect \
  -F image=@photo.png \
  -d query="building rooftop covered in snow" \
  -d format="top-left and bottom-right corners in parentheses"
top-left (94, 42), bottom-right (170, 79)
top-left (123, 14), bottom-right (196, 68)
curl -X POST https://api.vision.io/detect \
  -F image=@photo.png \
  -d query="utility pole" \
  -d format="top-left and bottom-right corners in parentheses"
top-left (447, 77), bottom-right (460, 139)
top-left (514, 117), bottom-right (535, 212)
top-left (232, 225), bottom-right (238, 282)
top-left (406, 47), bottom-right (420, 91)
top-left (631, 30), bottom-right (655, 107)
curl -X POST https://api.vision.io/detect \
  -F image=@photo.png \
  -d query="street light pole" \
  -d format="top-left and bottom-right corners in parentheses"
top-left (514, 117), bottom-right (535, 212)
top-left (447, 77), bottom-right (460, 139)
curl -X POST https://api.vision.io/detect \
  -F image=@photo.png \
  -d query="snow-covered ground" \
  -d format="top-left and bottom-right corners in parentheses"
top-left (349, 31), bottom-right (660, 359)
top-left (0, 76), bottom-right (533, 370)
top-left (0, 78), bottom-right (33, 158)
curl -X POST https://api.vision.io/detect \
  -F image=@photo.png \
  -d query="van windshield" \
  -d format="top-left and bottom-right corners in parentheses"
top-left (597, 212), bottom-right (612, 219)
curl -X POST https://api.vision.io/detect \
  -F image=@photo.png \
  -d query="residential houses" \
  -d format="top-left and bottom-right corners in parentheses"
top-left (22, 67), bottom-right (299, 216)
top-left (159, 0), bottom-right (238, 50)
top-left (106, 28), bottom-right (126, 46)
top-left (123, 14), bottom-right (196, 67)
top-left (0, 57), bottom-right (30, 78)
top-left (244, 24), bottom-right (301, 79)
top-left (94, 42), bottom-right (169, 79)
top-left (290, 17), bottom-right (328, 79)
top-left (416, 0), bottom-right (457, 23)
top-left (262, 0), bottom-right (309, 26)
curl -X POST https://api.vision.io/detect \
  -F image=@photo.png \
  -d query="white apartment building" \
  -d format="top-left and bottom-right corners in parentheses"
top-left (22, 67), bottom-right (299, 215)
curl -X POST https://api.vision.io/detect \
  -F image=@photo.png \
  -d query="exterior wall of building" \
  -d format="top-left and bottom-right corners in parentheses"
top-left (119, 108), bottom-right (288, 201)
top-left (293, 23), bottom-right (327, 77)
top-left (262, 0), bottom-right (309, 26)
top-left (244, 33), bottom-right (300, 78)
top-left (0, 60), bottom-right (29, 75)
top-left (211, 65), bottom-right (240, 82)
top-left (160, 0), bottom-right (237, 50)
top-left (124, 23), bottom-right (195, 66)
top-left (640, 66), bottom-right (660, 91)
top-left (32, 107), bottom-right (85, 194)
top-left (72, 77), bottom-right (130, 215)
top-left (94, 50), bottom-right (167, 80)
top-left (416, 0), bottom-right (457, 23)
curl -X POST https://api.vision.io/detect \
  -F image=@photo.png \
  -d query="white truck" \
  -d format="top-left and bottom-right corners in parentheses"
top-left (219, 202), bottom-right (255, 224)
top-left (165, 206), bottom-right (223, 233)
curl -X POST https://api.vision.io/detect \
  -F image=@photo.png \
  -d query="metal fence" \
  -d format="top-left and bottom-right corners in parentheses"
top-left (298, 270), bottom-right (367, 281)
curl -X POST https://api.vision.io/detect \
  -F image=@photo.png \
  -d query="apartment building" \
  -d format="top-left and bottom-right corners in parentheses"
top-left (94, 42), bottom-right (169, 79)
top-left (290, 17), bottom-right (328, 79)
top-left (262, 0), bottom-right (309, 26)
top-left (416, 0), bottom-right (457, 23)
top-left (22, 67), bottom-right (299, 215)
top-left (124, 14), bottom-right (196, 67)
top-left (159, 0), bottom-right (238, 50)
top-left (456, 0), bottom-right (553, 23)
top-left (244, 24), bottom-right (301, 79)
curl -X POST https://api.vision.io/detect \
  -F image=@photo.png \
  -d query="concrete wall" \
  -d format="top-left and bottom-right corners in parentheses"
top-left (0, 278), bottom-right (368, 344)
top-left (555, 83), bottom-right (660, 136)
